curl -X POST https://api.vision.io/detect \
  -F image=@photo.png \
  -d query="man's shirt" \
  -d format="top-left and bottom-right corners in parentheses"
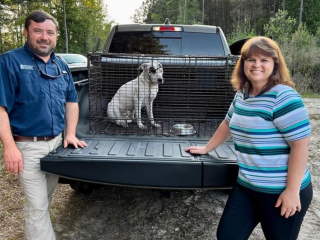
top-left (0, 43), bottom-right (78, 137)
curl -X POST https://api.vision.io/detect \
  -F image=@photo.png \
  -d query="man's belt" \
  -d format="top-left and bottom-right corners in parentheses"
top-left (13, 136), bottom-right (56, 142)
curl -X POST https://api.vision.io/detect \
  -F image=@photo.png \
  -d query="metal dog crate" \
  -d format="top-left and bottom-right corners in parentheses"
top-left (88, 53), bottom-right (238, 137)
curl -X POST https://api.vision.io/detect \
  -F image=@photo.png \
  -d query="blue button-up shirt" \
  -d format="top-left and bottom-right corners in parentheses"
top-left (0, 43), bottom-right (78, 137)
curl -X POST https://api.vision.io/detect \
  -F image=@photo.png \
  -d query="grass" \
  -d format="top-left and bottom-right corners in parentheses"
top-left (0, 143), bottom-right (86, 240)
top-left (0, 144), bottom-right (25, 240)
top-left (300, 92), bottom-right (320, 98)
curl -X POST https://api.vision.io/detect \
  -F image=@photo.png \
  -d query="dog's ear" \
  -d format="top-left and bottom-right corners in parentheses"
top-left (158, 62), bottom-right (163, 68)
top-left (137, 63), bottom-right (148, 71)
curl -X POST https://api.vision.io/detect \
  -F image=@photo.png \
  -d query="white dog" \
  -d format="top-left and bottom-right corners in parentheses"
top-left (107, 60), bottom-right (164, 129)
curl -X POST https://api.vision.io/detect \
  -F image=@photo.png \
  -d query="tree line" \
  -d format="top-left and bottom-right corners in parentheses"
top-left (132, 0), bottom-right (319, 37)
top-left (1, 0), bottom-right (319, 93)
top-left (1, 0), bottom-right (112, 54)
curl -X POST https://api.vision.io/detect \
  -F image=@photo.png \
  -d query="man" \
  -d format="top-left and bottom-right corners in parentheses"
top-left (0, 10), bottom-right (87, 240)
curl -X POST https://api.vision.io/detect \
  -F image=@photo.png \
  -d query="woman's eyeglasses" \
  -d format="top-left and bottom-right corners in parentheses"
top-left (33, 58), bottom-right (61, 79)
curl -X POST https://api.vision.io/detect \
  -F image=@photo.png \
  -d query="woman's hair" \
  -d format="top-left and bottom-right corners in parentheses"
top-left (230, 36), bottom-right (294, 91)
top-left (24, 10), bottom-right (59, 32)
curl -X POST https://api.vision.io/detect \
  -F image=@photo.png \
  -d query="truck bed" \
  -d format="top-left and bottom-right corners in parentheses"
top-left (41, 53), bottom-right (239, 189)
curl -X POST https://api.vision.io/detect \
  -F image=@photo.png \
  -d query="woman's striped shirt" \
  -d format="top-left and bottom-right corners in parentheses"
top-left (225, 84), bottom-right (311, 194)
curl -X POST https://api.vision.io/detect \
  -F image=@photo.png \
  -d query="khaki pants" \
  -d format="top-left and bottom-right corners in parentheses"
top-left (16, 135), bottom-right (62, 240)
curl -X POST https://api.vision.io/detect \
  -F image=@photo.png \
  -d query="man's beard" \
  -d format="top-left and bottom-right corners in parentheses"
top-left (27, 38), bottom-right (56, 57)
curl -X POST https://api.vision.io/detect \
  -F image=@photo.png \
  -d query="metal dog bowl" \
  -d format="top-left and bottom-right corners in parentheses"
top-left (171, 124), bottom-right (196, 135)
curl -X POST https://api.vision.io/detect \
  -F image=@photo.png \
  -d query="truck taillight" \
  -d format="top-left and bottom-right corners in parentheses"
top-left (152, 26), bottom-right (182, 31)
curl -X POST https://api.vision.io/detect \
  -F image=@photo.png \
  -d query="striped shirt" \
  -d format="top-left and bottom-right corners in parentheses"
top-left (225, 84), bottom-right (311, 194)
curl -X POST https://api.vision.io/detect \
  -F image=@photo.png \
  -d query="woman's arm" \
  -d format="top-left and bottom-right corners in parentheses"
top-left (185, 119), bottom-right (231, 154)
top-left (275, 136), bottom-right (310, 218)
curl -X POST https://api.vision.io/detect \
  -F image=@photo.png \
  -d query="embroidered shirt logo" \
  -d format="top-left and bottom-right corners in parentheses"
top-left (20, 64), bottom-right (34, 70)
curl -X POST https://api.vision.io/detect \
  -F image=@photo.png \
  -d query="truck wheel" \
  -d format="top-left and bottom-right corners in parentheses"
top-left (69, 181), bottom-right (95, 194)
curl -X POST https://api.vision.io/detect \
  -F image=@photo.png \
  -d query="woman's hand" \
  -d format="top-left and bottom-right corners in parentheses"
top-left (185, 146), bottom-right (208, 155)
top-left (185, 120), bottom-right (231, 156)
top-left (275, 189), bottom-right (301, 218)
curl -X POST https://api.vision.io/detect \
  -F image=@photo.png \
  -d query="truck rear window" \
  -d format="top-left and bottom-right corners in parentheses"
top-left (108, 31), bottom-right (225, 56)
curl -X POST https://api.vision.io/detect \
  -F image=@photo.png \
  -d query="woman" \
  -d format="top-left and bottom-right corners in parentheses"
top-left (185, 36), bottom-right (313, 240)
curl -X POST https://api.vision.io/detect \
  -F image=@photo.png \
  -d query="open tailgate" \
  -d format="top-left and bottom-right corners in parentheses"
top-left (41, 137), bottom-right (238, 189)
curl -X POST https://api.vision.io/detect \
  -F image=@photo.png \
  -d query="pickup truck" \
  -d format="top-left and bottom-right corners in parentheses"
top-left (41, 20), bottom-right (242, 194)
top-left (55, 53), bottom-right (89, 83)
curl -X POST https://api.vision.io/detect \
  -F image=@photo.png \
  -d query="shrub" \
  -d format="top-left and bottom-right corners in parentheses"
top-left (280, 25), bottom-right (320, 93)
top-left (264, 10), bottom-right (296, 44)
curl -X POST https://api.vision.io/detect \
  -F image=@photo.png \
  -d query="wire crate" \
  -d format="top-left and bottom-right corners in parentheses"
top-left (88, 53), bottom-right (238, 137)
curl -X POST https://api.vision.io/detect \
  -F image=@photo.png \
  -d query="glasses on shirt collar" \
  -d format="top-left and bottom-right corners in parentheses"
top-left (32, 58), bottom-right (61, 80)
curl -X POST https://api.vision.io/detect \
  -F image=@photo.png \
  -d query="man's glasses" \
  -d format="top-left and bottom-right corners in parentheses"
top-left (33, 58), bottom-right (61, 79)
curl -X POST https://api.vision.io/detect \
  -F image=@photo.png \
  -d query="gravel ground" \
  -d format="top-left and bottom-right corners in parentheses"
top-left (1, 98), bottom-right (319, 240)
top-left (52, 98), bottom-right (320, 240)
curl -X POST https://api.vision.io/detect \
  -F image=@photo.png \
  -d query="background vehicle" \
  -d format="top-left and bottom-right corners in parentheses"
top-left (41, 21), bottom-right (243, 194)
top-left (56, 53), bottom-right (89, 82)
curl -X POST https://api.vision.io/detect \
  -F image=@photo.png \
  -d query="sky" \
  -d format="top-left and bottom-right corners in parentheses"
top-left (104, 0), bottom-right (144, 24)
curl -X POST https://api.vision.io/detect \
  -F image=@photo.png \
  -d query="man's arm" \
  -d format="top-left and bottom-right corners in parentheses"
top-left (63, 102), bottom-right (87, 148)
top-left (0, 106), bottom-right (23, 174)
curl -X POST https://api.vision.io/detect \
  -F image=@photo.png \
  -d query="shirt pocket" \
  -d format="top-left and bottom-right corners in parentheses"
top-left (57, 73), bottom-right (70, 99)
top-left (17, 70), bottom-right (45, 101)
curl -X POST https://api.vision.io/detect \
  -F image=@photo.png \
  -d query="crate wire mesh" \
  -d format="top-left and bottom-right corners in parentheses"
top-left (88, 53), bottom-right (238, 137)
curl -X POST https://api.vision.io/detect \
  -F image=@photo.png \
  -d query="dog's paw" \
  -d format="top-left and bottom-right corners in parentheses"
top-left (153, 123), bottom-right (161, 128)
top-left (116, 120), bottom-right (129, 128)
top-left (138, 124), bottom-right (147, 130)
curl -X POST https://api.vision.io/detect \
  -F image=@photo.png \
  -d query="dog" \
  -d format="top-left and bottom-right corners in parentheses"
top-left (107, 60), bottom-right (164, 129)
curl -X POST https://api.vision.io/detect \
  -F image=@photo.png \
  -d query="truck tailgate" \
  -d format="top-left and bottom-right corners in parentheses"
top-left (41, 137), bottom-right (238, 189)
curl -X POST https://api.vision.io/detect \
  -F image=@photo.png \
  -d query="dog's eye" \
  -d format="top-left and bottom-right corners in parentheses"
top-left (149, 67), bottom-right (156, 74)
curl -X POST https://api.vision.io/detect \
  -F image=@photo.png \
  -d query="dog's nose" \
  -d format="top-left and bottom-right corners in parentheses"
top-left (158, 78), bottom-right (164, 84)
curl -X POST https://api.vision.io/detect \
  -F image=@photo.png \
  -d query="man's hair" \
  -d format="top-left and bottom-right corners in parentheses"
top-left (24, 10), bottom-right (59, 31)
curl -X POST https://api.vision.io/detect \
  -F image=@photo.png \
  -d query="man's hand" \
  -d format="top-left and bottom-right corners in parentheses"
top-left (275, 188), bottom-right (301, 218)
top-left (4, 146), bottom-right (23, 174)
top-left (63, 135), bottom-right (87, 149)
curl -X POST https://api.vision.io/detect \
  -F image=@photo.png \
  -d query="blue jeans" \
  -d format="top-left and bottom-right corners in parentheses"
top-left (217, 181), bottom-right (313, 240)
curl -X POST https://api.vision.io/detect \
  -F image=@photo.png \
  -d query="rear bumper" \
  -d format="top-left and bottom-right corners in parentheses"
top-left (41, 137), bottom-right (238, 189)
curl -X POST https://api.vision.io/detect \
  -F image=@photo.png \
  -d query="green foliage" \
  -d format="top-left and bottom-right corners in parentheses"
top-left (300, 92), bottom-right (320, 98)
top-left (1, 0), bottom-right (54, 53)
top-left (315, 27), bottom-right (320, 46)
top-left (264, 10), bottom-right (297, 43)
top-left (173, 0), bottom-right (202, 24)
top-left (280, 25), bottom-right (320, 93)
top-left (227, 26), bottom-right (255, 45)
top-left (285, 0), bottom-right (320, 35)
top-left (131, 0), bottom-right (319, 37)
top-left (0, 0), bottom-right (113, 55)
top-left (131, 0), bottom-right (156, 23)
top-left (132, 0), bottom-right (202, 24)
top-left (54, 0), bottom-right (112, 54)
